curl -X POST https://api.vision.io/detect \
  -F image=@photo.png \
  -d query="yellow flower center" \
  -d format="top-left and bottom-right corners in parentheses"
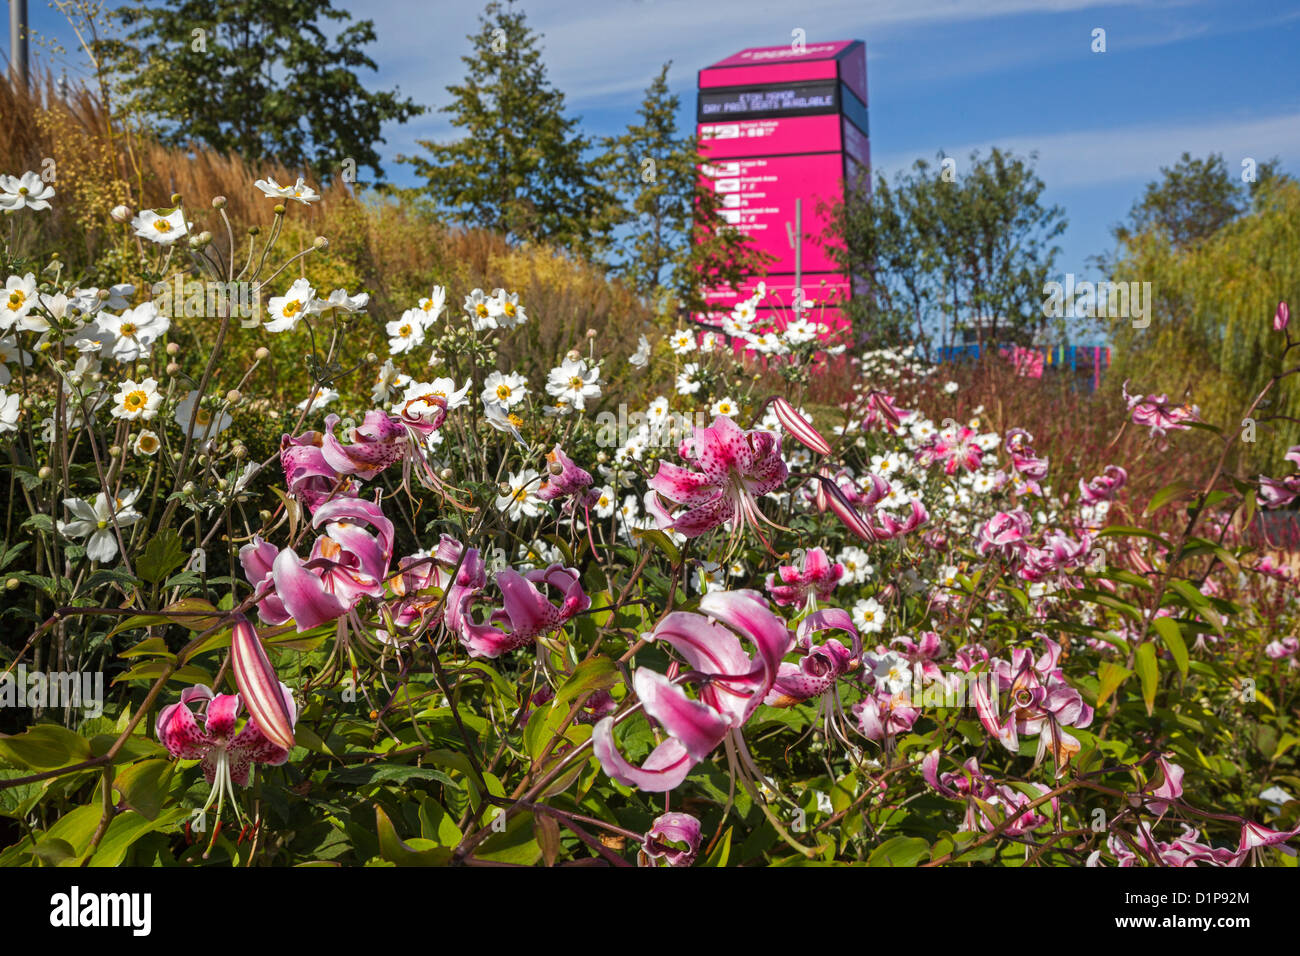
top-left (475, 303), bottom-right (489, 318)
top-left (503, 301), bottom-right (516, 317)
top-left (153, 219), bottom-right (172, 233)
top-left (496, 384), bottom-right (512, 401)
top-left (137, 434), bottom-right (159, 453)
top-left (119, 322), bottom-right (137, 337)
top-left (507, 413), bottom-right (523, 428)
top-left (569, 376), bottom-right (583, 390)
top-left (283, 299), bottom-right (302, 318)
top-left (512, 487), bottom-right (528, 503)
top-left (7, 290), bottom-right (25, 309)
top-left (398, 324), bottom-right (412, 337)
top-left (123, 390), bottom-right (148, 412)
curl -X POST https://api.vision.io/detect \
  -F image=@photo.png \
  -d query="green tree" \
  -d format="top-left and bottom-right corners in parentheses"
top-left (96, 0), bottom-right (423, 182)
top-left (825, 148), bottom-right (1065, 348)
top-left (596, 62), bottom-right (771, 313)
top-left (1113, 152), bottom-right (1285, 252)
top-left (1107, 174), bottom-right (1300, 469)
top-left (400, 1), bottom-right (617, 256)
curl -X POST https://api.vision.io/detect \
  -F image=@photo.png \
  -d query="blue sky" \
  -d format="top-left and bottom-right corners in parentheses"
top-left (16, 0), bottom-right (1300, 291)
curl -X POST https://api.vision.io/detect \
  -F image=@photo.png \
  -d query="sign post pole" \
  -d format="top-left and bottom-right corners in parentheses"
top-left (794, 197), bottom-right (802, 322)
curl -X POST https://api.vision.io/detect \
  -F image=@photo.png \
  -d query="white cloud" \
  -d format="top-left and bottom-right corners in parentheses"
top-left (872, 111), bottom-right (1300, 188)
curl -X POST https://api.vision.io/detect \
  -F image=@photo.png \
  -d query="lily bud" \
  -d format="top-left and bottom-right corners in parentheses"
top-left (1276, 301), bottom-right (1290, 332)
top-left (230, 615), bottom-right (296, 750)
top-left (110, 204), bottom-right (132, 223)
top-left (769, 396), bottom-right (832, 455)
top-left (821, 475), bottom-right (877, 542)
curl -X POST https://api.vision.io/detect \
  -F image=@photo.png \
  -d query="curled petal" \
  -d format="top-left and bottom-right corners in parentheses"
top-left (592, 718), bottom-right (696, 792)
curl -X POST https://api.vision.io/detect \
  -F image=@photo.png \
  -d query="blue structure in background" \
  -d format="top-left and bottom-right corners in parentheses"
top-left (933, 343), bottom-right (1112, 391)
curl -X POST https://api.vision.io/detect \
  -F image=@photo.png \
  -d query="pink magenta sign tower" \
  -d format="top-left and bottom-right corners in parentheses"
top-left (696, 40), bottom-right (868, 333)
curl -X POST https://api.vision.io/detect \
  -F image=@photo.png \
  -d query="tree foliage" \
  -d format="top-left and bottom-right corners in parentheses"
top-left (824, 149), bottom-right (1066, 350)
top-left (400, 1), bottom-right (618, 258)
top-left (1108, 174), bottom-right (1300, 468)
top-left (97, 0), bottom-right (423, 182)
top-left (595, 63), bottom-right (771, 314)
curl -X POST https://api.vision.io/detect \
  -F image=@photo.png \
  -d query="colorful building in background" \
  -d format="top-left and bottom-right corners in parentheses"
top-left (695, 41), bottom-right (868, 331)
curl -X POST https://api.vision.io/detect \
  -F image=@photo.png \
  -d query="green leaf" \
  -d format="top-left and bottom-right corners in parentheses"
top-left (88, 808), bottom-right (186, 866)
top-left (111, 660), bottom-right (210, 685)
top-left (702, 826), bottom-right (732, 867)
top-left (1095, 661), bottom-right (1133, 710)
top-left (632, 528), bottom-right (680, 564)
top-left (1144, 480), bottom-right (1196, 517)
top-left (476, 810), bottom-right (542, 865)
top-left (136, 528), bottom-right (187, 584)
top-left (1152, 617), bottom-right (1188, 680)
top-left (374, 805), bottom-right (451, 866)
top-left (0, 723), bottom-right (94, 771)
top-left (113, 759), bottom-right (174, 820)
top-left (550, 656), bottom-right (618, 710)
top-left (1135, 642), bottom-right (1159, 715)
top-left (868, 836), bottom-right (930, 866)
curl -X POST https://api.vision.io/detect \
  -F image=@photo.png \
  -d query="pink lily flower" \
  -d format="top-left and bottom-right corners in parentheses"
top-left (459, 563), bottom-right (590, 658)
top-left (1078, 464), bottom-right (1127, 504)
top-left (764, 547), bottom-right (845, 608)
top-left (852, 689), bottom-right (919, 744)
top-left (645, 415), bottom-right (787, 544)
top-left (923, 749), bottom-right (995, 832)
top-left (593, 589), bottom-right (792, 792)
top-left (975, 509), bottom-right (1032, 558)
top-left (1122, 381), bottom-right (1199, 439)
top-left (156, 681), bottom-right (297, 822)
top-left (1264, 636), bottom-right (1298, 662)
top-left (977, 637), bottom-right (1094, 769)
top-left (389, 535), bottom-right (485, 632)
top-left (640, 812), bottom-right (703, 867)
top-left (891, 631), bottom-right (947, 684)
top-left (280, 429), bottom-right (357, 511)
top-left (764, 608), bottom-right (860, 706)
top-left (1236, 820), bottom-right (1300, 860)
top-left (536, 445), bottom-right (595, 507)
top-left (251, 496), bottom-right (395, 632)
top-left (1257, 473), bottom-right (1300, 509)
top-left (917, 424), bottom-right (982, 475)
top-left (320, 411), bottom-right (408, 480)
top-left (861, 389), bottom-right (903, 431)
top-left (1141, 756), bottom-right (1184, 817)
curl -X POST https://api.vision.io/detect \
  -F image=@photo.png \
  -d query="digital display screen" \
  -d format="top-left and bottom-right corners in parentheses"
top-left (699, 81), bottom-right (837, 120)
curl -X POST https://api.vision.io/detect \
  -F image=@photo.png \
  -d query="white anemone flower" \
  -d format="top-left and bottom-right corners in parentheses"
top-left (111, 377), bottom-right (163, 421)
top-left (57, 490), bottom-right (142, 562)
top-left (0, 171), bottom-right (55, 212)
top-left (174, 390), bottom-right (233, 437)
top-left (1, 274), bottom-right (37, 331)
top-left (131, 208), bottom-right (189, 245)
top-left (482, 370), bottom-right (528, 411)
top-left (265, 278), bottom-right (315, 333)
top-left (544, 358), bottom-right (601, 411)
top-left (98, 302), bottom-right (170, 362)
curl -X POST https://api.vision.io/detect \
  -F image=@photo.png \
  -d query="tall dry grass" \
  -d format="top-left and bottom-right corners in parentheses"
top-left (1, 75), bottom-right (656, 410)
